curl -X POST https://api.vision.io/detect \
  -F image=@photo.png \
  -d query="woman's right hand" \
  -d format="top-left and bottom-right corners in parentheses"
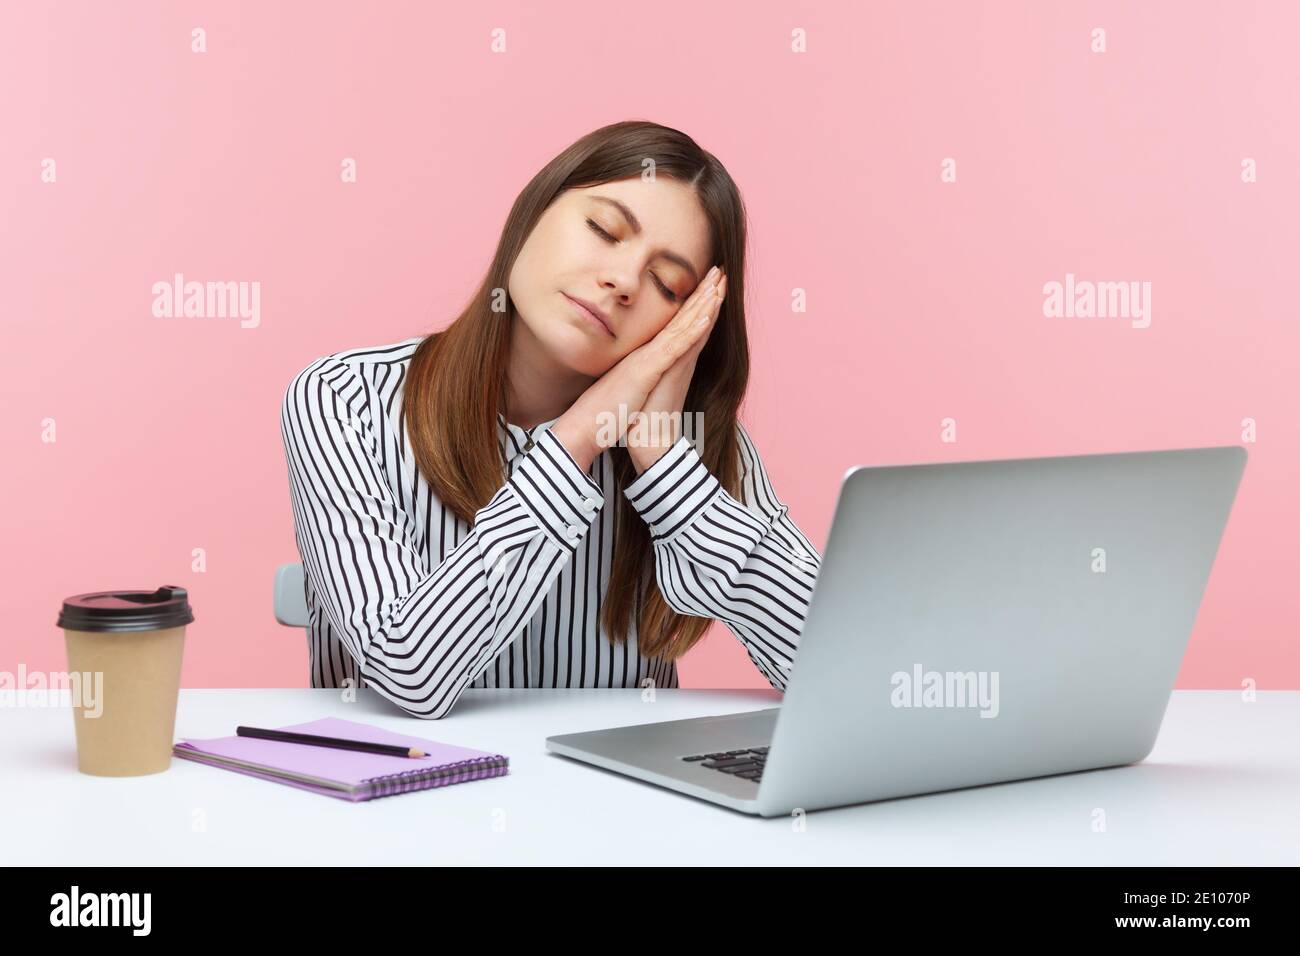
top-left (551, 264), bottom-right (725, 472)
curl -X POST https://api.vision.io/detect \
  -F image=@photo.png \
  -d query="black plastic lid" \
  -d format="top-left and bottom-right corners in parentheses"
top-left (57, 585), bottom-right (195, 633)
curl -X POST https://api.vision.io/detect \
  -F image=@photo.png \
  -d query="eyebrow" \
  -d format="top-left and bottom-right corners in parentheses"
top-left (589, 195), bottom-right (701, 283)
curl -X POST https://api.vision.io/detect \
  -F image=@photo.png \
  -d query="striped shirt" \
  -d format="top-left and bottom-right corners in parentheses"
top-left (279, 335), bottom-right (823, 719)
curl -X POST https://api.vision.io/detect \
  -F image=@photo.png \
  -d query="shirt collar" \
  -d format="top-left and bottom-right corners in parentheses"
top-left (497, 410), bottom-right (562, 461)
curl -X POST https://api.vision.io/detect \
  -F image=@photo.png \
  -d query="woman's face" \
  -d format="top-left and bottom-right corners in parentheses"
top-left (507, 176), bottom-right (714, 377)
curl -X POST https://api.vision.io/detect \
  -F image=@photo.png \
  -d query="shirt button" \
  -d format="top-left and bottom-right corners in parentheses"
top-left (523, 437), bottom-right (535, 451)
top-left (580, 496), bottom-right (600, 514)
top-left (564, 523), bottom-right (582, 541)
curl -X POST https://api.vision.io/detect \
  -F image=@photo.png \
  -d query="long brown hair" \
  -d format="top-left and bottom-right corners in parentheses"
top-left (403, 120), bottom-right (750, 662)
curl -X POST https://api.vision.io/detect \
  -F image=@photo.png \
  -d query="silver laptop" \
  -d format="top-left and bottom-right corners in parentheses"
top-left (545, 444), bottom-right (1248, 817)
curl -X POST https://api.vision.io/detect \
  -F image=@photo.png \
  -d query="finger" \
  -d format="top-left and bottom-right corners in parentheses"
top-left (666, 322), bottom-right (708, 373)
top-left (694, 279), bottom-right (725, 334)
top-left (686, 265), bottom-right (722, 308)
top-left (665, 287), bottom-right (720, 359)
top-left (653, 297), bottom-right (717, 378)
top-left (640, 270), bottom-right (725, 377)
top-left (668, 266), bottom-right (723, 332)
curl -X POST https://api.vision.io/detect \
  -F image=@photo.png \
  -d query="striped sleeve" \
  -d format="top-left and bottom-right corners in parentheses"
top-left (621, 421), bottom-right (822, 691)
top-left (280, 358), bottom-right (605, 719)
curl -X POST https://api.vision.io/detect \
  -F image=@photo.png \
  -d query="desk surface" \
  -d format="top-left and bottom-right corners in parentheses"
top-left (3, 688), bottom-right (1297, 865)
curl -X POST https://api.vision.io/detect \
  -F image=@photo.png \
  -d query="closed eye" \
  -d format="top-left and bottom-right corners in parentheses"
top-left (585, 218), bottom-right (680, 303)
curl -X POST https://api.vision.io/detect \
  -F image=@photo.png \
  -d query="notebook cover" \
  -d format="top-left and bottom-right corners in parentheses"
top-left (172, 716), bottom-right (509, 802)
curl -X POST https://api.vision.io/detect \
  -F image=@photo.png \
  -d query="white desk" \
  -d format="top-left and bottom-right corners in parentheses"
top-left (3, 688), bottom-right (1297, 865)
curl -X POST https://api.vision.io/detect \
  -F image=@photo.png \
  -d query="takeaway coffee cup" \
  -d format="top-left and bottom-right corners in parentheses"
top-left (56, 585), bottom-right (194, 776)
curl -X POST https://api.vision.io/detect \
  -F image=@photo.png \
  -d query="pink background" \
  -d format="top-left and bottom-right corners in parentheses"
top-left (3, 1), bottom-right (1296, 691)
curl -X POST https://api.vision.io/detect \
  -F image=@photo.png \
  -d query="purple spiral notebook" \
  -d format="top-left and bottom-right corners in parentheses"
top-left (172, 717), bottom-right (509, 802)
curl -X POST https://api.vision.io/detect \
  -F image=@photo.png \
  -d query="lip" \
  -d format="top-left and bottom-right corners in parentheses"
top-left (562, 292), bottom-right (614, 337)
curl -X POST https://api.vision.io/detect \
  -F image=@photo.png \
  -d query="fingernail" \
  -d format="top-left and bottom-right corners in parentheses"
top-left (707, 265), bottom-right (719, 283)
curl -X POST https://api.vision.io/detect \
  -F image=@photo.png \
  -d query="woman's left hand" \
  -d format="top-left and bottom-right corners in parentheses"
top-left (627, 271), bottom-right (726, 474)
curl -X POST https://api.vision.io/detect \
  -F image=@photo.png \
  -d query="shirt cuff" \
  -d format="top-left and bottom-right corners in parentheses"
top-left (507, 427), bottom-right (605, 552)
top-left (622, 435), bottom-right (722, 543)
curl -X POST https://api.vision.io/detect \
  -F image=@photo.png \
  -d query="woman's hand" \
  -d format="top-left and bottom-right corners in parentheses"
top-left (626, 271), bottom-right (726, 474)
top-left (551, 265), bottom-right (726, 472)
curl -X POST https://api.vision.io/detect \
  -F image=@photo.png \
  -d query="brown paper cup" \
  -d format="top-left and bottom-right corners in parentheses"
top-left (56, 586), bottom-right (194, 777)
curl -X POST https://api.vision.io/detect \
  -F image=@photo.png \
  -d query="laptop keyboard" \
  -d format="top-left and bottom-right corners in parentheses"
top-left (681, 746), bottom-right (768, 782)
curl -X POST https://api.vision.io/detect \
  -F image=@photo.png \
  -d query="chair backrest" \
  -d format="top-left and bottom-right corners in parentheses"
top-left (274, 563), bottom-right (309, 627)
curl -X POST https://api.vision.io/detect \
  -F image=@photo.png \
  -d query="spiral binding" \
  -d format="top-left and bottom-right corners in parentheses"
top-left (361, 754), bottom-right (509, 799)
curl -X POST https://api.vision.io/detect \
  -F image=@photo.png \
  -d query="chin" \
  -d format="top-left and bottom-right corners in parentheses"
top-left (544, 330), bottom-right (616, 378)
top-left (557, 343), bottom-right (615, 378)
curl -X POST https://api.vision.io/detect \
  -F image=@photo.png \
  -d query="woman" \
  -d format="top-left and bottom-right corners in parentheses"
top-left (280, 120), bottom-right (822, 719)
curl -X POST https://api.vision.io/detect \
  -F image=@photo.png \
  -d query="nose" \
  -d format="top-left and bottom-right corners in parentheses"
top-left (599, 267), bottom-right (638, 303)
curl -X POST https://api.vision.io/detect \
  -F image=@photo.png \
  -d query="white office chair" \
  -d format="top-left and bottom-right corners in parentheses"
top-left (274, 563), bottom-right (309, 627)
